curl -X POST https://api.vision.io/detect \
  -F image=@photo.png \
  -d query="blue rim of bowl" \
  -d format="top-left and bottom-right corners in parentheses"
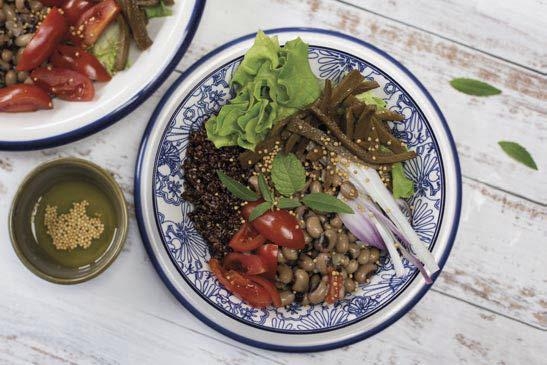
top-left (0, 0), bottom-right (206, 151)
top-left (135, 27), bottom-right (462, 352)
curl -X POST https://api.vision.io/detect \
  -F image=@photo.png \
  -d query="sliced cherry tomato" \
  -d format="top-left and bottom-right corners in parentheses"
top-left (62, 0), bottom-right (94, 25)
top-left (325, 272), bottom-right (344, 304)
top-left (223, 253), bottom-right (266, 275)
top-left (242, 200), bottom-right (305, 249)
top-left (247, 276), bottom-right (282, 307)
top-left (0, 84), bottom-right (52, 112)
top-left (256, 243), bottom-right (278, 281)
top-left (229, 222), bottom-right (266, 252)
top-left (75, 0), bottom-right (120, 47)
top-left (16, 8), bottom-right (68, 71)
top-left (39, 0), bottom-right (67, 6)
top-left (31, 67), bottom-right (95, 101)
top-left (51, 45), bottom-right (111, 81)
top-left (209, 258), bottom-right (237, 292)
top-left (225, 270), bottom-right (272, 308)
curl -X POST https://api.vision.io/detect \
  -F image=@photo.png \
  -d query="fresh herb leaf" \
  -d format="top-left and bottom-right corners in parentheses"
top-left (450, 78), bottom-right (501, 96)
top-left (391, 162), bottom-right (415, 199)
top-left (271, 153), bottom-right (306, 196)
top-left (302, 193), bottom-right (354, 214)
top-left (217, 171), bottom-right (259, 201)
top-left (355, 90), bottom-right (387, 110)
top-left (249, 201), bottom-right (273, 221)
top-left (277, 197), bottom-right (302, 209)
top-left (498, 141), bottom-right (538, 170)
top-left (144, 0), bottom-right (173, 19)
top-left (258, 173), bottom-right (273, 201)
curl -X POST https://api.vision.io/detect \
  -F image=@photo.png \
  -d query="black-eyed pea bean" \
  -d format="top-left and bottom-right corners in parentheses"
top-left (318, 214), bottom-right (327, 224)
top-left (330, 215), bottom-right (343, 229)
top-left (357, 246), bottom-right (371, 264)
top-left (340, 181), bottom-right (358, 200)
top-left (303, 231), bottom-right (312, 245)
top-left (332, 253), bottom-right (349, 268)
top-left (369, 247), bottom-right (381, 263)
top-left (308, 274), bottom-right (321, 292)
top-left (248, 175), bottom-right (259, 192)
top-left (348, 243), bottom-right (360, 259)
top-left (277, 264), bottom-right (293, 284)
top-left (335, 232), bottom-right (349, 253)
top-left (298, 254), bottom-right (315, 272)
top-left (344, 278), bottom-right (357, 293)
top-left (354, 263), bottom-right (377, 283)
top-left (292, 269), bottom-right (309, 292)
top-left (308, 281), bottom-right (328, 304)
top-left (347, 232), bottom-right (357, 242)
top-left (279, 291), bottom-right (295, 306)
top-left (324, 229), bottom-right (337, 251)
top-left (309, 180), bottom-right (322, 193)
top-left (282, 247), bottom-right (298, 261)
top-left (277, 250), bottom-right (286, 264)
top-left (306, 216), bottom-right (323, 238)
top-left (314, 253), bottom-right (330, 274)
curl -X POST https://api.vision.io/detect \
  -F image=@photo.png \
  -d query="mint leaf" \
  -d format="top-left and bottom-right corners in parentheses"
top-left (271, 153), bottom-right (306, 196)
top-left (391, 162), bottom-right (414, 199)
top-left (248, 201), bottom-right (273, 221)
top-left (498, 141), bottom-right (538, 170)
top-left (450, 78), bottom-right (501, 96)
top-left (217, 171), bottom-right (259, 201)
top-left (258, 173), bottom-right (273, 202)
top-left (277, 197), bottom-right (301, 209)
top-left (302, 193), bottom-right (354, 214)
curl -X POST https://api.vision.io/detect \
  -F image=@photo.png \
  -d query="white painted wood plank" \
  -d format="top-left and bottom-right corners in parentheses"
top-left (341, 0), bottom-right (547, 73)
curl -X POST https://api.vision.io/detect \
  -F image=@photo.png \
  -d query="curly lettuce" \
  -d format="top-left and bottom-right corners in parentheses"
top-left (206, 31), bottom-right (321, 150)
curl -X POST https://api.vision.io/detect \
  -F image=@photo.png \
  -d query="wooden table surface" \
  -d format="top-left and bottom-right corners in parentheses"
top-left (1, 0), bottom-right (546, 364)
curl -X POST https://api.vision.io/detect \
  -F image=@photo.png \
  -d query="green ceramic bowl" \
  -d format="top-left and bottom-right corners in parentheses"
top-left (9, 158), bottom-right (128, 284)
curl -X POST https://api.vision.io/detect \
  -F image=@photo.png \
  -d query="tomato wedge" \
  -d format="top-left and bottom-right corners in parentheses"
top-left (242, 201), bottom-right (305, 249)
top-left (51, 45), bottom-right (111, 81)
top-left (223, 253), bottom-right (266, 275)
top-left (247, 276), bottom-right (282, 307)
top-left (16, 8), bottom-right (68, 71)
top-left (31, 67), bottom-right (95, 101)
top-left (209, 258), bottom-right (237, 292)
top-left (325, 272), bottom-right (344, 304)
top-left (256, 243), bottom-right (278, 281)
top-left (0, 84), bottom-right (53, 112)
top-left (229, 223), bottom-right (266, 252)
top-left (62, 0), bottom-right (94, 25)
top-left (75, 0), bottom-right (121, 47)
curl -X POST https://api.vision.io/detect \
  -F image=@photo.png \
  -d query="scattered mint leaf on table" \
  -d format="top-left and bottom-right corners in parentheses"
top-left (498, 141), bottom-right (538, 170)
top-left (450, 78), bottom-right (501, 96)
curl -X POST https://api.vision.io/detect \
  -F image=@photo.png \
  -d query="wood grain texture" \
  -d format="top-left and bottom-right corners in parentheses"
top-left (0, 0), bottom-right (546, 363)
top-left (341, 0), bottom-right (547, 73)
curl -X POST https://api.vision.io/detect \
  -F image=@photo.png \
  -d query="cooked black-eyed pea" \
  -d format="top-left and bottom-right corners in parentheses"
top-left (309, 180), bottom-right (322, 193)
top-left (354, 263), bottom-right (377, 283)
top-left (322, 222), bottom-right (332, 230)
top-left (309, 273), bottom-right (321, 292)
top-left (282, 247), bottom-right (298, 261)
top-left (275, 281), bottom-right (288, 290)
top-left (369, 247), bottom-right (381, 263)
top-left (308, 279), bottom-right (329, 304)
top-left (15, 33), bottom-right (34, 47)
top-left (301, 294), bottom-right (310, 306)
top-left (1, 49), bottom-right (13, 63)
top-left (344, 278), bottom-right (357, 293)
top-left (279, 291), bottom-right (295, 306)
top-left (298, 254), bottom-right (315, 272)
top-left (330, 215), bottom-right (343, 229)
top-left (332, 252), bottom-right (349, 268)
top-left (292, 269), bottom-right (310, 292)
top-left (5, 70), bottom-right (17, 86)
top-left (277, 264), bottom-right (293, 284)
top-left (357, 246), bottom-right (371, 264)
top-left (306, 216), bottom-right (323, 238)
top-left (277, 250), bottom-right (286, 264)
top-left (340, 181), bottom-right (358, 200)
top-left (17, 71), bottom-right (28, 82)
top-left (346, 259), bottom-right (359, 274)
top-left (248, 175), bottom-right (259, 192)
top-left (338, 268), bottom-right (348, 279)
top-left (335, 232), bottom-right (349, 253)
top-left (314, 253), bottom-right (330, 274)
top-left (324, 228), bottom-right (337, 249)
top-left (348, 243), bottom-right (360, 259)
top-left (347, 232), bottom-right (357, 242)
top-left (303, 231), bottom-right (312, 245)
top-left (332, 174), bottom-right (343, 187)
top-left (318, 214), bottom-right (328, 224)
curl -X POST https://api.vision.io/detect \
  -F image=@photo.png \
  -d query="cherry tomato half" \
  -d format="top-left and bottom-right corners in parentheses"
top-left (16, 8), bottom-right (68, 71)
top-left (224, 270), bottom-right (272, 308)
top-left (75, 0), bottom-right (121, 47)
top-left (39, 0), bottom-right (67, 7)
top-left (0, 84), bottom-right (53, 112)
top-left (256, 243), bottom-right (278, 281)
top-left (247, 276), bottom-right (282, 307)
top-left (325, 272), bottom-right (344, 304)
top-left (242, 201), bottom-right (305, 249)
top-left (229, 222), bottom-right (266, 252)
top-left (62, 0), bottom-right (94, 25)
top-left (223, 253), bottom-right (266, 275)
top-left (31, 67), bottom-right (95, 101)
top-left (51, 45), bottom-right (111, 81)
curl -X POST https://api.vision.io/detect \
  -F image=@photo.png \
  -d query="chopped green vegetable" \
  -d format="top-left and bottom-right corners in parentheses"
top-left (355, 90), bottom-right (387, 110)
top-left (277, 197), bottom-right (301, 209)
top-left (91, 23), bottom-right (121, 75)
top-left (249, 201), bottom-right (273, 221)
top-left (391, 162), bottom-right (415, 199)
top-left (302, 193), bottom-right (354, 214)
top-left (217, 171), bottom-right (259, 201)
top-left (498, 141), bottom-right (538, 170)
top-left (206, 31), bottom-right (321, 150)
top-left (449, 78), bottom-right (501, 96)
top-left (258, 173), bottom-right (273, 201)
top-left (271, 153), bottom-right (306, 196)
top-left (144, 0), bottom-right (173, 19)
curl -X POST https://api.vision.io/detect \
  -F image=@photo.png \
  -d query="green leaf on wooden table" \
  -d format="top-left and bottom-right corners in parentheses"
top-left (258, 173), bottom-right (273, 202)
top-left (302, 193), bottom-right (354, 214)
top-left (248, 201), bottom-right (273, 221)
top-left (277, 197), bottom-right (302, 209)
top-left (449, 78), bottom-right (501, 96)
top-left (217, 171), bottom-right (259, 201)
top-left (498, 141), bottom-right (538, 170)
top-left (271, 153), bottom-right (306, 196)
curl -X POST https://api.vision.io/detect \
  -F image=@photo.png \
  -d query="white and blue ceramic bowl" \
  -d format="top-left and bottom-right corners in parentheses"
top-left (135, 28), bottom-right (462, 352)
top-left (0, 0), bottom-right (205, 150)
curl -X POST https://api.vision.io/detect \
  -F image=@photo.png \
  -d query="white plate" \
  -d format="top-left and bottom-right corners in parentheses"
top-left (135, 28), bottom-right (462, 352)
top-left (0, 0), bottom-right (204, 150)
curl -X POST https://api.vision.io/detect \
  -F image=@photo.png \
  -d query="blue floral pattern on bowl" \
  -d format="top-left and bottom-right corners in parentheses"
top-left (152, 46), bottom-right (444, 333)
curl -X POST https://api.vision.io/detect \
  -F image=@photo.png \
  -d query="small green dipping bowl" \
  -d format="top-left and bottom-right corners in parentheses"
top-left (9, 158), bottom-right (128, 284)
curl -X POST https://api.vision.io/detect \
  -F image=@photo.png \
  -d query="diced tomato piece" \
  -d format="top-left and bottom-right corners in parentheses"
top-left (31, 67), bottom-right (95, 101)
top-left (0, 84), bottom-right (53, 112)
top-left (229, 222), bottom-right (266, 252)
top-left (224, 270), bottom-right (272, 308)
top-left (75, 0), bottom-right (120, 47)
top-left (256, 243), bottom-right (278, 281)
top-left (223, 253), bottom-right (266, 275)
top-left (247, 276), bottom-right (282, 307)
top-left (51, 45), bottom-right (111, 81)
top-left (62, 0), bottom-right (94, 25)
top-left (325, 272), bottom-right (344, 304)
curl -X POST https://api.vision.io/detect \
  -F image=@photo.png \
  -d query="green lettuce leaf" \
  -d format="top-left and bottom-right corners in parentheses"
top-left (205, 31), bottom-right (321, 150)
top-left (355, 90), bottom-right (387, 110)
top-left (391, 162), bottom-right (414, 199)
top-left (144, 1), bottom-right (173, 19)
